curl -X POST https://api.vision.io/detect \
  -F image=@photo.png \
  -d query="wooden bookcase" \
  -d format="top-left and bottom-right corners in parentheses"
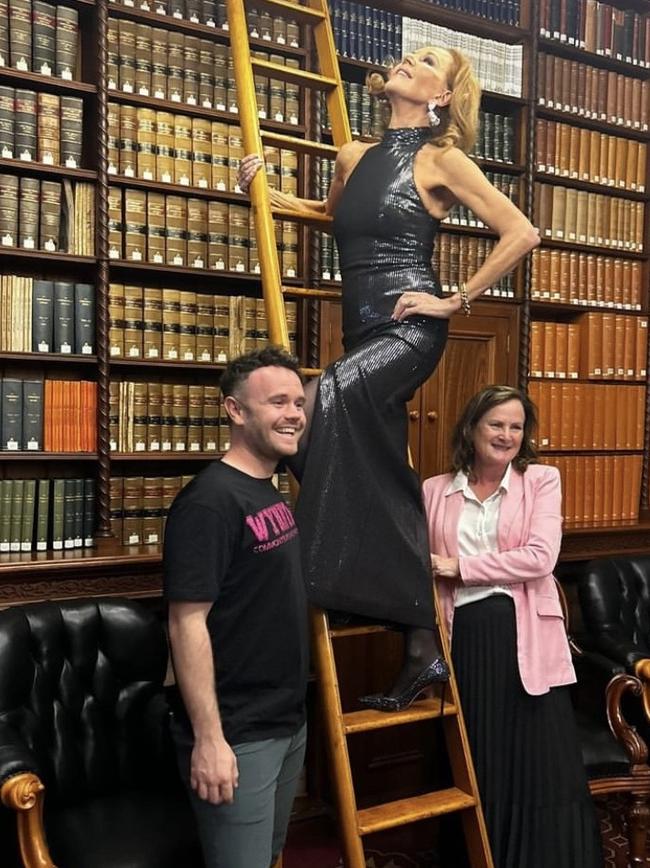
top-left (0, 0), bottom-right (649, 606)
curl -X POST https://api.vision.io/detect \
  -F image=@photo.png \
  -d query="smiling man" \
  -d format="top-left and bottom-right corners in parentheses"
top-left (164, 347), bottom-right (308, 868)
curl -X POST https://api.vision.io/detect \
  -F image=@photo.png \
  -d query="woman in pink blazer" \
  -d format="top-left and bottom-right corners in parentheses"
top-left (422, 385), bottom-right (601, 868)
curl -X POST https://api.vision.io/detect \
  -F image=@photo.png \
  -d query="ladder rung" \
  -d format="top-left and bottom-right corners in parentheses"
top-left (329, 623), bottom-right (390, 637)
top-left (247, 0), bottom-right (326, 23)
top-left (261, 130), bottom-right (338, 158)
top-left (282, 285), bottom-right (342, 299)
top-left (272, 207), bottom-right (333, 226)
top-left (300, 367), bottom-right (323, 377)
top-left (343, 698), bottom-right (457, 734)
top-left (357, 788), bottom-right (477, 836)
top-left (252, 59), bottom-right (337, 91)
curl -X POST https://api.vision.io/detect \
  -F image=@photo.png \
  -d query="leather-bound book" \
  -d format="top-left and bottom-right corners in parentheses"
top-left (119, 103), bottom-right (137, 178)
top-left (208, 200), bottom-right (228, 270)
top-left (178, 290), bottom-right (197, 360)
top-left (550, 185), bottom-right (566, 239)
top-left (155, 110), bottom-right (174, 183)
top-left (171, 383), bottom-right (188, 452)
top-left (183, 36), bottom-right (200, 105)
top-left (248, 211), bottom-right (258, 275)
top-left (53, 281), bottom-right (74, 353)
top-left (34, 478), bottom-right (49, 551)
top-left (55, 6), bottom-right (78, 79)
top-left (1, 378), bottom-right (22, 450)
top-left (124, 188), bottom-right (146, 260)
top-left (107, 19), bottom-right (118, 90)
top-left (18, 177), bottom-right (39, 250)
top-left (173, 114), bottom-right (192, 185)
top-left (9, 0), bottom-right (31, 70)
top-left (167, 31), bottom-right (184, 103)
top-left (212, 295), bottom-right (229, 362)
top-left (161, 289), bottom-right (180, 360)
top-left (218, 390), bottom-right (230, 452)
top-left (151, 28), bottom-right (168, 100)
top-left (108, 186), bottom-right (123, 259)
top-left (107, 101), bottom-right (119, 174)
top-left (165, 195), bottom-right (187, 266)
top-left (132, 382), bottom-right (147, 452)
top-left (108, 475), bottom-right (123, 540)
top-left (635, 318), bottom-right (647, 380)
top-left (145, 382), bottom-right (161, 452)
top-left (195, 293), bottom-right (212, 361)
top-left (32, 279), bottom-right (53, 352)
top-left (635, 141), bottom-right (646, 193)
top-left (74, 283), bottom-right (94, 354)
top-left (108, 283), bottom-right (124, 356)
top-left (122, 476), bottom-right (143, 544)
top-left (142, 477), bottom-right (163, 544)
top-left (37, 92), bottom-right (60, 165)
top-left (135, 24), bottom-right (152, 96)
top-left (227, 124), bottom-right (243, 192)
top-left (202, 385), bottom-right (219, 452)
top-left (123, 284), bottom-right (143, 358)
top-left (210, 120), bottom-right (228, 190)
top-left (142, 287), bottom-right (162, 359)
top-left (60, 96), bottom-right (83, 168)
top-left (187, 384), bottom-right (203, 451)
top-left (213, 42), bottom-right (227, 110)
top-left (82, 477), bottom-right (95, 547)
top-left (601, 313), bottom-right (615, 379)
top-left (33, 1), bottom-right (56, 75)
top-left (22, 379), bottom-right (43, 451)
top-left (0, 86), bottom-right (14, 159)
top-left (198, 39), bottom-right (214, 108)
top-left (160, 382), bottom-right (174, 451)
top-left (40, 180), bottom-right (61, 251)
top-left (136, 107), bottom-right (156, 180)
top-left (191, 117), bottom-right (211, 188)
top-left (187, 198), bottom-right (207, 268)
top-left (15, 88), bottom-right (36, 160)
top-left (228, 204), bottom-right (249, 272)
top-left (613, 313), bottom-right (626, 378)
top-left (286, 300), bottom-right (297, 356)
top-left (145, 191), bottom-right (165, 264)
top-left (118, 18), bottom-right (136, 93)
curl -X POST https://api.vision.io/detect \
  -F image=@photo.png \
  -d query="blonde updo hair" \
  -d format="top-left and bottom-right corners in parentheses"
top-left (366, 47), bottom-right (481, 154)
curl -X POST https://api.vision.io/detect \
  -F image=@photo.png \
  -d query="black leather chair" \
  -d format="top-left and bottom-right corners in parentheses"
top-left (0, 597), bottom-right (203, 868)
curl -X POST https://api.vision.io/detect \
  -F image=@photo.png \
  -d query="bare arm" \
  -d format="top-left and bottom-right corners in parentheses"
top-left (168, 601), bottom-right (239, 805)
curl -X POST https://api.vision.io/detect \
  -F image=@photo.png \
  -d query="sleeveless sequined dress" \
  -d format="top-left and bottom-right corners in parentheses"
top-left (295, 126), bottom-right (449, 629)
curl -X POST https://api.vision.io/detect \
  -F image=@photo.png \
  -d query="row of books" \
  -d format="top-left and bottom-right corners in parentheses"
top-left (530, 382), bottom-right (645, 451)
top-left (434, 234), bottom-right (515, 298)
top-left (108, 190), bottom-right (299, 275)
top-left (538, 54), bottom-right (649, 131)
top-left (0, 278), bottom-right (95, 355)
top-left (417, 0), bottom-right (519, 26)
top-left (108, 286), bottom-right (298, 361)
top-left (109, 380), bottom-right (228, 453)
top-left (0, 1), bottom-right (79, 78)
top-left (0, 89), bottom-right (83, 167)
top-left (530, 317), bottom-right (648, 381)
top-left (539, 0), bottom-right (650, 67)
top-left (0, 176), bottom-right (95, 255)
top-left (321, 80), bottom-right (385, 141)
top-left (108, 111), bottom-right (300, 197)
top-left (541, 454), bottom-right (643, 526)
top-left (107, 21), bottom-right (302, 124)
top-left (402, 18), bottom-right (523, 97)
top-left (536, 120), bottom-right (646, 193)
top-left (0, 477), bottom-right (95, 553)
top-left (534, 183), bottom-right (645, 251)
top-left (530, 249), bottom-right (643, 309)
top-left (329, 1), bottom-right (401, 65)
top-left (110, 474), bottom-right (192, 546)
top-left (0, 378), bottom-right (97, 452)
top-left (445, 172), bottom-right (519, 228)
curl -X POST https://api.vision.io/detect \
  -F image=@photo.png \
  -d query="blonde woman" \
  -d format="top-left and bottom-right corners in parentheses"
top-left (239, 48), bottom-right (539, 707)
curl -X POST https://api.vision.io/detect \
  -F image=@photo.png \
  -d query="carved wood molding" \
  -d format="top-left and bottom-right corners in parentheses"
top-left (0, 571), bottom-right (163, 607)
top-left (1, 773), bottom-right (55, 868)
top-left (560, 532), bottom-right (650, 562)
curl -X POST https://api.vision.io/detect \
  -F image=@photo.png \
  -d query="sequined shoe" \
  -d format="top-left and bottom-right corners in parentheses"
top-left (358, 658), bottom-right (450, 712)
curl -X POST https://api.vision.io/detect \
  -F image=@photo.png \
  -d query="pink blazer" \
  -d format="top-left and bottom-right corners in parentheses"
top-left (422, 463), bottom-right (576, 696)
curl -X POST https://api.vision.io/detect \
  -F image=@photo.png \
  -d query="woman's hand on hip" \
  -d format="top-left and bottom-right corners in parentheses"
top-left (237, 153), bottom-right (263, 194)
top-left (392, 292), bottom-right (461, 322)
top-left (431, 554), bottom-right (460, 579)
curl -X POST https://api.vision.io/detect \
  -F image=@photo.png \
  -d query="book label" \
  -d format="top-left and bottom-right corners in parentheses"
top-left (39, 63), bottom-right (52, 76)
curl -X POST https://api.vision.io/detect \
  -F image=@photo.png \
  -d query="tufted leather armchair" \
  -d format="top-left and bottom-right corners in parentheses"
top-left (577, 555), bottom-right (650, 670)
top-left (0, 597), bottom-right (203, 868)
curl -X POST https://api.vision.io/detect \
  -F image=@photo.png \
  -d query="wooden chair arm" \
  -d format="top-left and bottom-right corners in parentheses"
top-left (0, 773), bottom-right (57, 868)
top-left (606, 674), bottom-right (650, 771)
top-left (632, 659), bottom-right (650, 724)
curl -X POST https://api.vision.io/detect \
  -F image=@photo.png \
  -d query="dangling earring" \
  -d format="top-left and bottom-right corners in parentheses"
top-left (427, 100), bottom-right (440, 127)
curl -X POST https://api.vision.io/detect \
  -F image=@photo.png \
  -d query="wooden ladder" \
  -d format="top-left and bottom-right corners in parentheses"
top-left (226, 2), bottom-right (493, 865)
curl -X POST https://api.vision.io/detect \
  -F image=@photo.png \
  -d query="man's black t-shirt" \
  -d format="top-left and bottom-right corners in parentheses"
top-left (163, 460), bottom-right (308, 745)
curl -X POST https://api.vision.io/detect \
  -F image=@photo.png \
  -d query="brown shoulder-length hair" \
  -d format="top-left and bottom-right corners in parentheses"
top-left (450, 385), bottom-right (538, 478)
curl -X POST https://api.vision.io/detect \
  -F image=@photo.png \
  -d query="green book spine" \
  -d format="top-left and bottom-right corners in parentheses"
top-left (32, 280), bottom-right (54, 352)
top-left (83, 478), bottom-right (96, 547)
top-left (63, 478), bottom-right (75, 548)
top-left (9, 478), bottom-right (23, 552)
top-left (74, 283), bottom-right (95, 354)
top-left (35, 479), bottom-right (50, 551)
top-left (73, 477), bottom-right (83, 547)
top-left (51, 478), bottom-right (65, 550)
top-left (0, 479), bottom-right (12, 551)
top-left (53, 281), bottom-right (75, 353)
top-left (22, 379), bottom-right (44, 451)
top-left (20, 478), bottom-right (36, 551)
top-left (1, 378), bottom-right (23, 451)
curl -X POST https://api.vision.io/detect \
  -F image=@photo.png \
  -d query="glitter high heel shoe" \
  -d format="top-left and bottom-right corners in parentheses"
top-left (357, 657), bottom-right (450, 712)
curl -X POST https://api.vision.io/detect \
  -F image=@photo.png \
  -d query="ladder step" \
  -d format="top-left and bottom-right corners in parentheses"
top-left (271, 207), bottom-right (333, 226)
top-left (299, 367), bottom-right (323, 377)
top-left (281, 285), bottom-right (342, 299)
top-left (252, 58), bottom-right (337, 91)
top-left (343, 698), bottom-right (457, 734)
top-left (329, 623), bottom-right (390, 638)
top-left (357, 787), bottom-right (477, 835)
top-left (261, 130), bottom-right (338, 157)
top-left (247, 0), bottom-right (326, 23)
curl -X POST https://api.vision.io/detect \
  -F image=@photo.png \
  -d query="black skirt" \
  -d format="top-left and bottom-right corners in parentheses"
top-left (451, 595), bottom-right (603, 868)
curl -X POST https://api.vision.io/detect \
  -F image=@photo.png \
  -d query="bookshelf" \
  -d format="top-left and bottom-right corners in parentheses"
top-left (0, 0), bottom-right (649, 603)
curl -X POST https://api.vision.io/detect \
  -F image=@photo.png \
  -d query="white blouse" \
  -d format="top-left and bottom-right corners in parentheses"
top-left (447, 464), bottom-right (514, 608)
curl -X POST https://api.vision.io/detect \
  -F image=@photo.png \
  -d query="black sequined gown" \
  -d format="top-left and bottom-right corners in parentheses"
top-left (295, 126), bottom-right (448, 629)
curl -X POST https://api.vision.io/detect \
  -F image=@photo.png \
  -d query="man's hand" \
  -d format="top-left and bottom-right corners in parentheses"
top-left (190, 735), bottom-right (239, 805)
top-left (431, 554), bottom-right (460, 579)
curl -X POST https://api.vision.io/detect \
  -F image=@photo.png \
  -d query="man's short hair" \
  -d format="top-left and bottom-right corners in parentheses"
top-left (220, 347), bottom-right (304, 398)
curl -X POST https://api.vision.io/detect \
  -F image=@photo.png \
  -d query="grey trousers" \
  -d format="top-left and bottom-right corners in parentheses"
top-left (172, 719), bottom-right (307, 868)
